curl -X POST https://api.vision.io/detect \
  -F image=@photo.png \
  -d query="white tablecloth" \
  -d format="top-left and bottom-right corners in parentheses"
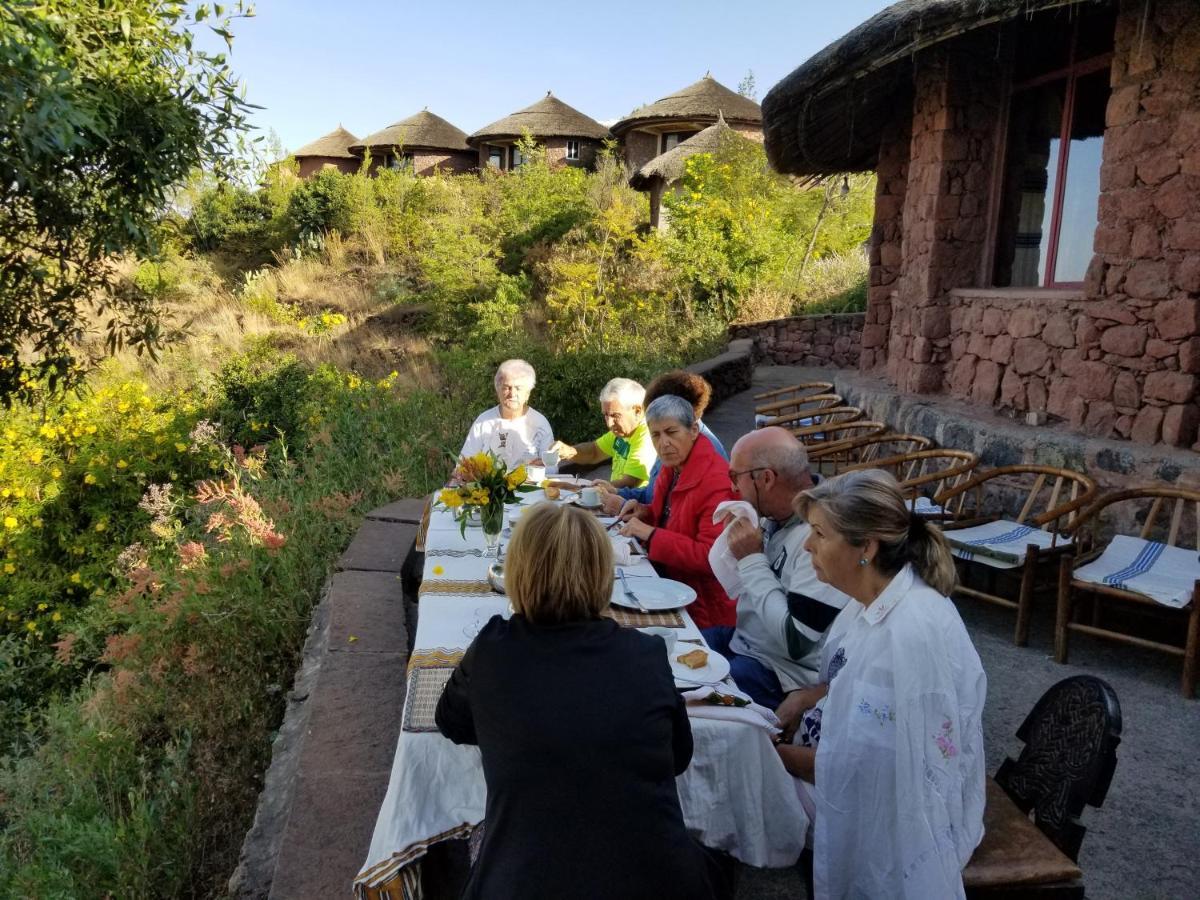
top-left (355, 496), bottom-right (807, 896)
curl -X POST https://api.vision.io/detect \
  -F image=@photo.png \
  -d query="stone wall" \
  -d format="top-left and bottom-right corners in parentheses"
top-left (686, 338), bottom-right (755, 404)
top-left (885, 37), bottom-right (1005, 395)
top-left (297, 156), bottom-right (359, 178)
top-left (1075, 0), bottom-right (1200, 447)
top-left (730, 313), bottom-right (864, 368)
top-left (862, 112), bottom-right (911, 371)
top-left (623, 130), bottom-right (660, 172)
top-left (859, 0), bottom-right (1200, 449)
top-left (543, 137), bottom-right (603, 169)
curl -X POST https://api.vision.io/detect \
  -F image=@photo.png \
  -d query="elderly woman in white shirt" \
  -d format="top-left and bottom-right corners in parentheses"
top-left (459, 359), bottom-right (555, 470)
top-left (776, 468), bottom-right (986, 900)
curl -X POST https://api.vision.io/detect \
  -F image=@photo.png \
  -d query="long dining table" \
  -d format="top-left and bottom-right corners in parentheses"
top-left (353, 488), bottom-right (808, 898)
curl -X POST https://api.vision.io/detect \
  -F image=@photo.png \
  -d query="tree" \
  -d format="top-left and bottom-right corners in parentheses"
top-left (737, 69), bottom-right (757, 100)
top-left (0, 1), bottom-right (255, 402)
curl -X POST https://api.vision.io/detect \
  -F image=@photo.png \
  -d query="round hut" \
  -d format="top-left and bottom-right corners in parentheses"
top-left (350, 109), bottom-right (475, 176)
top-left (468, 92), bottom-right (610, 171)
top-left (293, 126), bottom-right (360, 178)
top-left (630, 116), bottom-right (757, 230)
top-left (612, 74), bottom-right (763, 172)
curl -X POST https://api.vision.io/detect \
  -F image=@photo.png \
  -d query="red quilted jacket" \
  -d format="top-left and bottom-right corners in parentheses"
top-left (646, 435), bottom-right (735, 630)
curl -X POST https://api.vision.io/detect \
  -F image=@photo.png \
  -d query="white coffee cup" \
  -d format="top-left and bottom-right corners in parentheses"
top-left (543, 447), bottom-right (561, 468)
top-left (642, 626), bottom-right (677, 658)
top-left (525, 464), bottom-right (546, 484)
top-left (581, 486), bottom-right (600, 507)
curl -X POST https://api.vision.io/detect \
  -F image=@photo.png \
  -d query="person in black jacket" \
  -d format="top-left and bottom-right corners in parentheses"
top-left (435, 502), bottom-right (724, 900)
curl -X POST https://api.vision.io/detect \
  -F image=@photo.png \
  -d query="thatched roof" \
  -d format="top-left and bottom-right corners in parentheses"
top-left (350, 109), bottom-right (471, 154)
top-left (762, 0), bottom-right (1110, 176)
top-left (469, 93), bottom-right (610, 143)
top-left (630, 116), bottom-right (756, 189)
top-left (293, 126), bottom-right (359, 159)
top-left (613, 74), bottom-right (762, 136)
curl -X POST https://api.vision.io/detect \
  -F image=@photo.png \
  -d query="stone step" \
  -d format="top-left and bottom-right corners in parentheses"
top-left (338, 520), bottom-right (418, 573)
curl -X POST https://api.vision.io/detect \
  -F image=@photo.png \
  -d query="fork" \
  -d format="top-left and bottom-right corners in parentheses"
top-left (617, 569), bottom-right (648, 613)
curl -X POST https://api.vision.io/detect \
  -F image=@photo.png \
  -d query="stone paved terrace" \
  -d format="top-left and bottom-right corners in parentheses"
top-left (710, 367), bottom-right (1200, 900)
top-left (240, 368), bottom-right (1200, 899)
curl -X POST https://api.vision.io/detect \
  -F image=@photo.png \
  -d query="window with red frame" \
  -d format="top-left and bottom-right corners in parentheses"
top-left (992, 8), bottom-right (1116, 288)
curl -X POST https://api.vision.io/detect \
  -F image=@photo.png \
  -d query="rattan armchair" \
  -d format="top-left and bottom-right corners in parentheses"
top-left (935, 465), bottom-right (1097, 646)
top-left (753, 381), bottom-right (835, 417)
top-left (760, 393), bottom-right (844, 427)
top-left (806, 431), bottom-right (935, 476)
top-left (844, 448), bottom-right (980, 517)
top-left (1055, 487), bottom-right (1200, 697)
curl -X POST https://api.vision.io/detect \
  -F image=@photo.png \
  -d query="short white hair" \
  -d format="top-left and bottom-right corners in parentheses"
top-left (598, 377), bottom-right (645, 408)
top-left (645, 395), bottom-right (695, 427)
top-left (494, 359), bottom-right (536, 389)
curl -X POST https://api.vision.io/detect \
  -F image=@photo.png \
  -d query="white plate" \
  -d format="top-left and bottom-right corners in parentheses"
top-left (669, 645), bottom-right (731, 686)
top-left (610, 577), bottom-right (696, 611)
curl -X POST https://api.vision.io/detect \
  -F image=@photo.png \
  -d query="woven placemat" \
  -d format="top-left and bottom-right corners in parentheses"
top-left (403, 664), bottom-right (458, 733)
top-left (426, 548), bottom-right (485, 558)
top-left (603, 606), bottom-right (685, 628)
top-left (408, 647), bottom-right (465, 672)
top-left (418, 579), bottom-right (492, 596)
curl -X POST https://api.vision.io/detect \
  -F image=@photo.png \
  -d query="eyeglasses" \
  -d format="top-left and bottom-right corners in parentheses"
top-left (728, 467), bottom-right (769, 487)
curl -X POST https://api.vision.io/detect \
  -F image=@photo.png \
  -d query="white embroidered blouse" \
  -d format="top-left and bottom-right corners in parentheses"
top-left (812, 564), bottom-right (987, 899)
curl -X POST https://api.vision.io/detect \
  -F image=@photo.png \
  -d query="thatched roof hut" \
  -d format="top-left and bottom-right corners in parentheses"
top-left (294, 126), bottom-right (359, 160)
top-left (613, 74), bottom-right (762, 137)
top-left (469, 92), bottom-right (610, 143)
top-left (293, 126), bottom-right (361, 177)
top-left (629, 116), bottom-right (749, 190)
top-left (350, 109), bottom-right (470, 154)
top-left (762, 0), bottom-right (1109, 176)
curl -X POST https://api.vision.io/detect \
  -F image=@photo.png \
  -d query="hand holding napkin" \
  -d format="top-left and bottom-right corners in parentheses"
top-left (708, 500), bottom-right (760, 599)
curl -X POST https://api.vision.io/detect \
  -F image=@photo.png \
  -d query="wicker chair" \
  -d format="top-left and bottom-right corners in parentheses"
top-left (785, 407), bottom-right (865, 440)
top-left (935, 466), bottom-right (1097, 646)
top-left (806, 431), bottom-right (935, 476)
top-left (760, 393), bottom-right (844, 427)
top-left (843, 448), bottom-right (979, 517)
top-left (752, 381), bottom-right (835, 417)
top-left (798, 420), bottom-right (889, 455)
top-left (1055, 487), bottom-right (1200, 697)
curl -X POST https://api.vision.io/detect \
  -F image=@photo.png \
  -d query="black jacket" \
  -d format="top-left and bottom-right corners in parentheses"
top-left (435, 613), bottom-right (722, 900)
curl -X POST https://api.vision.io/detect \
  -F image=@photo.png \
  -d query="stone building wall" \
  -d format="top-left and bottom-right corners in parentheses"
top-left (860, 0), bottom-right (1200, 449)
top-left (543, 137), bottom-right (603, 169)
top-left (885, 38), bottom-right (1005, 395)
top-left (730, 313), bottom-right (864, 368)
top-left (409, 151), bottom-right (476, 176)
top-left (297, 156), bottom-right (359, 178)
top-left (623, 131), bottom-right (660, 171)
top-left (861, 112), bottom-right (911, 371)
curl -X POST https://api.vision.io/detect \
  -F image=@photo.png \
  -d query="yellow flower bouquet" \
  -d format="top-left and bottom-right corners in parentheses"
top-left (437, 451), bottom-right (536, 542)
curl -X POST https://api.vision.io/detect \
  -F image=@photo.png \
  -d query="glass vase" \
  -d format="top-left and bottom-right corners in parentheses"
top-left (481, 501), bottom-right (504, 557)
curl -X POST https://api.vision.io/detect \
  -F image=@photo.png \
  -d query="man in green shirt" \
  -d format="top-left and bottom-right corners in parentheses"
top-left (549, 378), bottom-right (657, 488)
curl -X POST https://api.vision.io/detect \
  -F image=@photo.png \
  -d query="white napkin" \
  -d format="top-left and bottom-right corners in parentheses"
top-left (683, 684), bottom-right (781, 735)
top-left (608, 534), bottom-right (635, 566)
top-left (708, 500), bottom-right (760, 599)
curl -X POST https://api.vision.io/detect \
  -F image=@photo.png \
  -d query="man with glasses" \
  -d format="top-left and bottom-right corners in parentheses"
top-left (703, 427), bottom-right (851, 715)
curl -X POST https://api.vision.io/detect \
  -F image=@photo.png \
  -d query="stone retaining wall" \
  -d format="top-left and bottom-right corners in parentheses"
top-left (729, 313), bottom-right (864, 368)
top-left (687, 337), bottom-right (755, 403)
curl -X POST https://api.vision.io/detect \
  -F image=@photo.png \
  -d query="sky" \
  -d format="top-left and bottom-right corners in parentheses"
top-left (217, 0), bottom-right (894, 154)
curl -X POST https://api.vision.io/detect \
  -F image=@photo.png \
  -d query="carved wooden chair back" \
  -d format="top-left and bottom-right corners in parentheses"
top-left (994, 675), bottom-right (1122, 862)
top-left (1069, 486), bottom-right (1200, 552)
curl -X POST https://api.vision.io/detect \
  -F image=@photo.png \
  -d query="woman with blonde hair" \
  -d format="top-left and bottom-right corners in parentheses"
top-left (436, 502), bottom-right (723, 900)
top-left (776, 469), bottom-right (986, 900)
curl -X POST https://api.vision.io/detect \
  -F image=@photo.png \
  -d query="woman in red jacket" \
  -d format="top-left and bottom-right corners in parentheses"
top-left (618, 395), bottom-right (736, 629)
